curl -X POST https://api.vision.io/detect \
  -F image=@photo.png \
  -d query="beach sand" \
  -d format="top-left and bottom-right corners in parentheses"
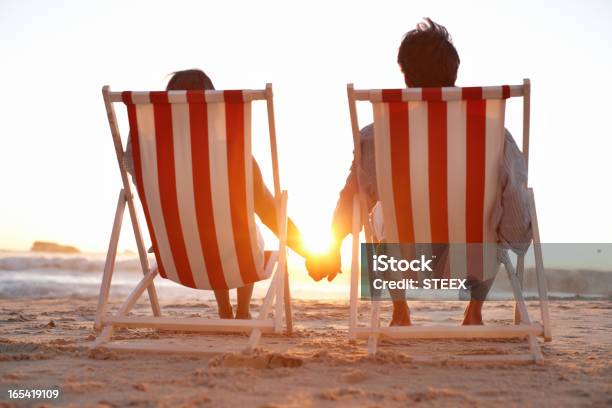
top-left (0, 297), bottom-right (610, 407)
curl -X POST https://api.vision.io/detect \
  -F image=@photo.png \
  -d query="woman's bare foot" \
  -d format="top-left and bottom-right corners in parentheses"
top-left (235, 310), bottom-right (252, 320)
top-left (235, 284), bottom-right (254, 320)
top-left (218, 308), bottom-right (234, 319)
top-left (214, 289), bottom-right (234, 319)
top-left (390, 301), bottom-right (411, 326)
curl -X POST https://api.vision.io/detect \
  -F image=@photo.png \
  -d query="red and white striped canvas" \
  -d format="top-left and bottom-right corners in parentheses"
top-left (122, 90), bottom-right (266, 290)
top-left (371, 86), bottom-right (515, 281)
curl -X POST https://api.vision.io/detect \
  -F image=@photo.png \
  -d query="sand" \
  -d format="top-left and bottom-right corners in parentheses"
top-left (0, 297), bottom-right (610, 407)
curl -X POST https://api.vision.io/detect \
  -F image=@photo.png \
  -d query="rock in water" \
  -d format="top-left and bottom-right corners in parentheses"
top-left (30, 241), bottom-right (80, 254)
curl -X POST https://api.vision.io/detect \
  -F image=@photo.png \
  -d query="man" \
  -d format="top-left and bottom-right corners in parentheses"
top-left (306, 19), bottom-right (531, 326)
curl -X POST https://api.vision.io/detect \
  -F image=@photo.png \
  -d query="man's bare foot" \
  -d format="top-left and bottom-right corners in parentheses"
top-left (462, 313), bottom-right (483, 325)
top-left (390, 314), bottom-right (411, 326)
top-left (462, 301), bottom-right (484, 325)
top-left (390, 302), bottom-right (411, 326)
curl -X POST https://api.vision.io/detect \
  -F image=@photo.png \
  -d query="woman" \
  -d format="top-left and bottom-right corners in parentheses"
top-left (125, 69), bottom-right (306, 319)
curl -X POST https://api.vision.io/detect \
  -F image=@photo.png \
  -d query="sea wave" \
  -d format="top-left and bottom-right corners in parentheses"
top-left (0, 253), bottom-right (610, 299)
top-left (493, 268), bottom-right (612, 297)
top-left (0, 254), bottom-right (143, 273)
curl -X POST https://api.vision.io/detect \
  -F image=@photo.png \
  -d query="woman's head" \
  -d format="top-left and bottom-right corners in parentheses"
top-left (166, 69), bottom-right (215, 91)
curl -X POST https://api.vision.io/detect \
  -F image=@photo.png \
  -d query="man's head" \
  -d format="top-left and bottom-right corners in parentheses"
top-left (166, 69), bottom-right (215, 91)
top-left (397, 18), bottom-right (460, 87)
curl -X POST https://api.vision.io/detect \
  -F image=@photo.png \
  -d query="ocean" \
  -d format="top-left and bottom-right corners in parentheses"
top-left (0, 251), bottom-right (349, 301)
top-left (1, 248), bottom-right (610, 301)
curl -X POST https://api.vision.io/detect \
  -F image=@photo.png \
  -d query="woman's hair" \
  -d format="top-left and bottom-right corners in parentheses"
top-left (397, 18), bottom-right (460, 87)
top-left (166, 69), bottom-right (215, 91)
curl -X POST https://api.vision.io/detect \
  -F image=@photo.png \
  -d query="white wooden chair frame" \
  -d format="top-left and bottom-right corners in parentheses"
top-left (92, 84), bottom-right (293, 355)
top-left (346, 79), bottom-right (552, 363)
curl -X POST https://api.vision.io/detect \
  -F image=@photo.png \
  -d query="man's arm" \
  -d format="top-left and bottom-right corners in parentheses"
top-left (330, 160), bottom-right (360, 245)
top-left (306, 126), bottom-right (377, 281)
top-left (331, 124), bottom-right (378, 246)
top-left (305, 160), bottom-right (359, 281)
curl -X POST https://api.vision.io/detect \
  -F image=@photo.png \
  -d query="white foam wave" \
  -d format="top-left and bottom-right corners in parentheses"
top-left (0, 254), bottom-right (142, 273)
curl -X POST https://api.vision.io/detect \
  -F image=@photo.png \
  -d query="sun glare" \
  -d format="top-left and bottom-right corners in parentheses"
top-left (302, 228), bottom-right (333, 256)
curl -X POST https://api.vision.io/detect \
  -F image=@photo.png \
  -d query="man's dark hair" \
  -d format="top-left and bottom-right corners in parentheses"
top-left (166, 69), bottom-right (215, 91)
top-left (397, 18), bottom-right (460, 87)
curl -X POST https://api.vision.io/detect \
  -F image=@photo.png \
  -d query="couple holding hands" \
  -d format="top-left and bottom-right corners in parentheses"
top-left (126, 19), bottom-right (531, 327)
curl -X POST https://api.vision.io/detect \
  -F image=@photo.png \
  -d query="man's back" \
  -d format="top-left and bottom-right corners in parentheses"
top-left (332, 124), bottom-right (532, 254)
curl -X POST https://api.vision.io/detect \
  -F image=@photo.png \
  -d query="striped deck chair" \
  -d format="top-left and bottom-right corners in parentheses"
top-left (93, 84), bottom-right (292, 354)
top-left (346, 79), bottom-right (551, 362)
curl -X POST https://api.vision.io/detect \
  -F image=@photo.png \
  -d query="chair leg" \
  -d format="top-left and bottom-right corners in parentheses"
top-left (367, 335), bottom-right (378, 356)
top-left (514, 254), bottom-right (525, 324)
top-left (528, 188), bottom-right (552, 341)
top-left (274, 266), bottom-right (285, 334)
top-left (527, 333), bottom-right (544, 362)
top-left (246, 264), bottom-right (280, 351)
top-left (283, 268), bottom-right (293, 335)
top-left (95, 189), bottom-right (127, 331)
top-left (92, 267), bottom-right (158, 349)
top-left (349, 195), bottom-right (361, 342)
top-left (503, 258), bottom-right (543, 362)
top-left (367, 301), bottom-right (381, 356)
top-left (92, 327), bottom-right (112, 349)
top-left (126, 189), bottom-right (162, 318)
top-left (273, 192), bottom-right (288, 334)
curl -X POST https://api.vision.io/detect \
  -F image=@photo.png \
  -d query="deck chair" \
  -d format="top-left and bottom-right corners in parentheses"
top-left (93, 84), bottom-right (292, 354)
top-left (346, 79), bottom-right (551, 362)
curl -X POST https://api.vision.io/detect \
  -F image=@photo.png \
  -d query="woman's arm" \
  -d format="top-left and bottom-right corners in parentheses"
top-left (252, 159), bottom-right (307, 258)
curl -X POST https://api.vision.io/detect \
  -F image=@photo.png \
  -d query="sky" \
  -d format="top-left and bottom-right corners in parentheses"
top-left (1, 0), bottom-right (612, 259)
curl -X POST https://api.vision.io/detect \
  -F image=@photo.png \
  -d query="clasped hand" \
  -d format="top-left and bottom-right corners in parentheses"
top-left (305, 249), bottom-right (342, 282)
